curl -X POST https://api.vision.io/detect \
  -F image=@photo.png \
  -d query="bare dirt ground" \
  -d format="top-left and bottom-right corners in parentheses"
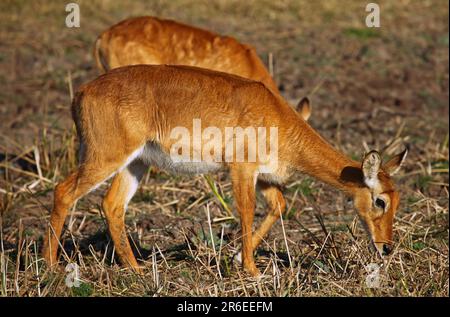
top-left (0, 0), bottom-right (448, 296)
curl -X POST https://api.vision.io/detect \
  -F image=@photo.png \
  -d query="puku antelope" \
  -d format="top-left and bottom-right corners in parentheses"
top-left (94, 16), bottom-right (311, 120)
top-left (42, 65), bottom-right (407, 276)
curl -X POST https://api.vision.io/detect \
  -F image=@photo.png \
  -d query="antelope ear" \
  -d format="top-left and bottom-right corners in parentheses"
top-left (383, 147), bottom-right (408, 176)
top-left (296, 97), bottom-right (311, 121)
top-left (362, 150), bottom-right (381, 188)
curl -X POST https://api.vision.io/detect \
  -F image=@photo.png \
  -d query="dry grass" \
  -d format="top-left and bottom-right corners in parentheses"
top-left (0, 0), bottom-right (448, 296)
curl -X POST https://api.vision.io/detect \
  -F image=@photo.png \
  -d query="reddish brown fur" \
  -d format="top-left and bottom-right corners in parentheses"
top-left (42, 65), bottom-right (407, 276)
top-left (93, 17), bottom-right (313, 121)
top-left (94, 16), bottom-right (279, 94)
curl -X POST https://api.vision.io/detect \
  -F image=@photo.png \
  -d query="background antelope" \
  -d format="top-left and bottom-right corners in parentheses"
top-left (42, 65), bottom-right (408, 276)
top-left (94, 16), bottom-right (312, 120)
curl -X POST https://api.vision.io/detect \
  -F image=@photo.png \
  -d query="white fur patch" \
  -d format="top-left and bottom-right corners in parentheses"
top-left (124, 175), bottom-right (140, 210)
top-left (364, 177), bottom-right (379, 189)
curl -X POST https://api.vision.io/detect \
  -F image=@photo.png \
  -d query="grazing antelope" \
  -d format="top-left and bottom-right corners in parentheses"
top-left (42, 65), bottom-right (407, 276)
top-left (94, 16), bottom-right (311, 120)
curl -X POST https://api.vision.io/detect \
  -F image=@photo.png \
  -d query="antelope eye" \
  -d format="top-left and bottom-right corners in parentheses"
top-left (375, 198), bottom-right (386, 210)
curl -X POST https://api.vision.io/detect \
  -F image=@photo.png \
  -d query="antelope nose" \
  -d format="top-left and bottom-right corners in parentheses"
top-left (382, 244), bottom-right (393, 256)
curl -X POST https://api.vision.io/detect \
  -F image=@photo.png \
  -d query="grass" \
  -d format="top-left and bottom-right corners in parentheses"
top-left (0, 0), bottom-right (448, 297)
top-left (343, 27), bottom-right (381, 40)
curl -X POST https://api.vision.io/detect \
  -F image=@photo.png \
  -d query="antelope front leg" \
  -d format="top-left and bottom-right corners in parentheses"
top-left (252, 182), bottom-right (286, 250)
top-left (230, 166), bottom-right (260, 276)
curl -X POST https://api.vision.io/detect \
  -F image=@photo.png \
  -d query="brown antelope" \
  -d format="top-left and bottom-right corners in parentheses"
top-left (42, 65), bottom-right (407, 276)
top-left (94, 16), bottom-right (311, 120)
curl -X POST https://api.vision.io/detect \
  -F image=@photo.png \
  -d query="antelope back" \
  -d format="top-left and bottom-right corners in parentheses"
top-left (94, 16), bottom-right (279, 94)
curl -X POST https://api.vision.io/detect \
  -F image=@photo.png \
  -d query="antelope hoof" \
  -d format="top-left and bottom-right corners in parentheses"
top-left (131, 264), bottom-right (145, 275)
top-left (245, 263), bottom-right (261, 277)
